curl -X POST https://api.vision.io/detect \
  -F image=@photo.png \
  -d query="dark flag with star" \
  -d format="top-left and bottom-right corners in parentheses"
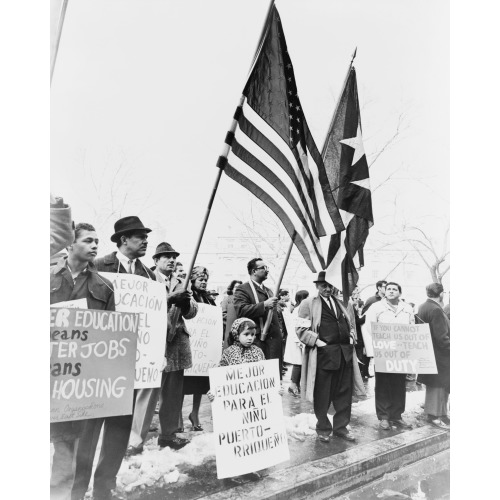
top-left (222, 5), bottom-right (344, 273)
top-left (322, 65), bottom-right (374, 300)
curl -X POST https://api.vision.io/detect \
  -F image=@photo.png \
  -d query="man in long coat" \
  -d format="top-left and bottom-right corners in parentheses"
top-left (296, 272), bottom-right (361, 443)
top-left (417, 283), bottom-right (450, 429)
top-left (233, 258), bottom-right (283, 375)
top-left (72, 216), bottom-right (155, 500)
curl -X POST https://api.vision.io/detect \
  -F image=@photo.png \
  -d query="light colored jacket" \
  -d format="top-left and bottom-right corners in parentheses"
top-left (363, 298), bottom-right (415, 357)
top-left (297, 295), bottom-right (366, 402)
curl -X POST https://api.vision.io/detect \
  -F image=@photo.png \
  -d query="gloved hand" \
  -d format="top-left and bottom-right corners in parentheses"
top-left (167, 290), bottom-right (192, 307)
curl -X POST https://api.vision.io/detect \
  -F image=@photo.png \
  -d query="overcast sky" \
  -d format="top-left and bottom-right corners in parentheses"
top-left (51, 0), bottom-right (449, 266)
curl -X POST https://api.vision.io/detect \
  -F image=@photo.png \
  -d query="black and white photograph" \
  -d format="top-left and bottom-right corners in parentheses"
top-left (6, 0), bottom-right (490, 497)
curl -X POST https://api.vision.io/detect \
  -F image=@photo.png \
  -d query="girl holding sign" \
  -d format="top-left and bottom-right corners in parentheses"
top-left (208, 318), bottom-right (284, 399)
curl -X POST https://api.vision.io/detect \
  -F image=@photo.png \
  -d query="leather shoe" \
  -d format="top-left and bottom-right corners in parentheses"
top-left (333, 430), bottom-right (356, 442)
top-left (391, 419), bottom-right (412, 429)
top-left (158, 436), bottom-right (190, 450)
top-left (379, 419), bottom-right (391, 430)
top-left (288, 386), bottom-right (299, 397)
top-left (125, 445), bottom-right (143, 457)
top-left (317, 434), bottom-right (330, 443)
top-left (429, 418), bottom-right (450, 430)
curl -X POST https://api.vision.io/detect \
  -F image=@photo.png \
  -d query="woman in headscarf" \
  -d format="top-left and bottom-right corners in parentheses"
top-left (178, 266), bottom-right (215, 432)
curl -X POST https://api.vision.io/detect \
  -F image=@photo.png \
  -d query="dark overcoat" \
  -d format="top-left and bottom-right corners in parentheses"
top-left (416, 299), bottom-right (450, 391)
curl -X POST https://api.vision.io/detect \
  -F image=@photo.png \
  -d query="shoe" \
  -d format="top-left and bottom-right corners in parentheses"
top-left (317, 435), bottom-right (330, 443)
top-left (149, 424), bottom-right (158, 432)
top-left (158, 436), bottom-right (190, 450)
top-left (379, 419), bottom-right (391, 430)
top-left (188, 413), bottom-right (203, 432)
top-left (391, 419), bottom-right (412, 429)
top-left (333, 430), bottom-right (356, 442)
top-left (441, 416), bottom-right (450, 426)
top-left (288, 386), bottom-right (299, 397)
top-left (174, 427), bottom-right (184, 434)
top-left (125, 445), bottom-right (143, 457)
top-left (429, 418), bottom-right (450, 430)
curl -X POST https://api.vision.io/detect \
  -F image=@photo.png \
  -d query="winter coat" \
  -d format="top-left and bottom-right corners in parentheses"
top-left (153, 267), bottom-right (198, 372)
top-left (50, 197), bottom-right (73, 257)
top-left (233, 281), bottom-right (282, 340)
top-left (416, 299), bottom-right (450, 392)
top-left (297, 295), bottom-right (366, 403)
top-left (50, 258), bottom-right (115, 443)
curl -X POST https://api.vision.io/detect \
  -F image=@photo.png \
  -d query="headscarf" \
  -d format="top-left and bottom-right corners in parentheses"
top-left (190, 266), bottom-right (209, 283)
top-left (230, 317), bottom-right (255, 343)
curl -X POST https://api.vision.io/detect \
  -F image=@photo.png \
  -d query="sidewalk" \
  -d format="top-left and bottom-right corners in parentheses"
top-left (85, 372), bottom-right (449, 499)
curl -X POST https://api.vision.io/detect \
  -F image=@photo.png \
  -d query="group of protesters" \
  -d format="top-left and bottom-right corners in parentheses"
top-left (50, 204), bottom-right (450, 500)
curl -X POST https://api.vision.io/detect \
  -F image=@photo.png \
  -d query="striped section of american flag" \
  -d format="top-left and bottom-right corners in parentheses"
top-left (223, 6), bottom-right (344, 272)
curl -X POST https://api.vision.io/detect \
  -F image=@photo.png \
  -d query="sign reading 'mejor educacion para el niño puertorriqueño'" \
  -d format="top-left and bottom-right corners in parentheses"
top-left (209, 359), bottom-right (289, 479)
top-left (184, 303), bottom-right (223, 377)
top-left (371, 322), bottom-right (437, 374)
top-left (100, 272), bottom-right (168, 389)
top-left (50, 307), bottom-right (138, 423)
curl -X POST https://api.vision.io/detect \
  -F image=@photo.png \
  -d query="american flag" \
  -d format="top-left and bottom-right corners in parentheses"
top-left (221, 5), bottom-right (344, 272)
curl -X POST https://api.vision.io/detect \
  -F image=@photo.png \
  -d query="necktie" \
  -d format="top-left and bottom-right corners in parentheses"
top-left (127, 259), bottom-right (133, 274)
top-left (329, 298), bottom-right (337, 318)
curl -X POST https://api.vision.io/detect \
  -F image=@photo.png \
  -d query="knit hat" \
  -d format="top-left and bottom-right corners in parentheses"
top-left (230, 317), bottom-right (256, 342)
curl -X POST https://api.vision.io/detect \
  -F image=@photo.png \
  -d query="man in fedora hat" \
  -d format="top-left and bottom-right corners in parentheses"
top-left (296, 272), bottom-right (357, 443)
top-left (71, 216), bottom-right (156, 500)
top-left (126, 242), bottom-right (197, 454)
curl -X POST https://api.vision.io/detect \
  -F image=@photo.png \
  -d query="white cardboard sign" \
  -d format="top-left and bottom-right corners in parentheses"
top-left (101, 272), bottom-right (167, 388)
top-left (209, 358), bottom-right (289, 479)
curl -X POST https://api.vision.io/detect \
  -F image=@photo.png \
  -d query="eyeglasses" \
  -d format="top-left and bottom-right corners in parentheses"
top-left (255, 266), bottom-right (269, 271)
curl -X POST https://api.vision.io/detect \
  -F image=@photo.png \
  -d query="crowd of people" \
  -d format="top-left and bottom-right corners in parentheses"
top-left (50, 209), bottom-right (450, 500)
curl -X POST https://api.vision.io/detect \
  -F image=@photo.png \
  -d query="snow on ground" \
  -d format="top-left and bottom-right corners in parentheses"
top-left (113, 433), bottom-right (215, 493)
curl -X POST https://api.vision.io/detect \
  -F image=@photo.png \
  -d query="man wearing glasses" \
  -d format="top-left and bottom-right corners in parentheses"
top-left (233, 258), bottom-right (283, 376)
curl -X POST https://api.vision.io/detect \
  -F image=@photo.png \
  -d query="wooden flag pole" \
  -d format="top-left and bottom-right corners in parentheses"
top-left (168, 95), bottom-right (245, 337)
top-left (51, 0), bottom-right (69, 84)
top-left (260, 235), bottom-right (295, 341)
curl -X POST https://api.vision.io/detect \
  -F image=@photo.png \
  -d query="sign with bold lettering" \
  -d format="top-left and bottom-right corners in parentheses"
top-left (50, 307), bottom-right (138, 422)
top-left (209, 359), bottom-right (289, 479)
top-left (371, 322), bottom-right (437, 374)
top-left (101, 273), bottom-right (168, 388)
top-left (185, 304), bottom-right (223, 377)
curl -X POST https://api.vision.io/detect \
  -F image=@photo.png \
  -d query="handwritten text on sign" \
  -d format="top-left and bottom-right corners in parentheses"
top-left (50, 307), bottom-right (138, 422)
top-left (371, 322), bottom-right (437, 374)
top-left (209, 359), bottom-right (289, 479)
top-left (101, 273), bottom-right (167, 388)
top-left (185, 303), bottom-right (223, 377)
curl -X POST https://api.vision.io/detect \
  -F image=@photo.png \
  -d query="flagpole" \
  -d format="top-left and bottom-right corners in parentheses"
top-left (51, 0), bottom-right (69, 84)
top-left (259, 235), bottom-right (294, 341)
top-left (320, 47), bottom-right (357, 155)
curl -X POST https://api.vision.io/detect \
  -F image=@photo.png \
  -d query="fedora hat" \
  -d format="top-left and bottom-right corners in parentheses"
top-left (313, 271), bottom-right (332, 285)
top-left (110, 216), bottom-right (151, 243)
top-left (152, 242), bottom-right (180, 260)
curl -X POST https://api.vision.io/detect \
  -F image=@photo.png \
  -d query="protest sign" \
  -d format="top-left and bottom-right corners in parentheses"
top-left (50, 307), bottom-right (138, 422)
top-left (209, 358), bottom-right (289, 479)
top-left (371, 322), bottom-right (437, 374)
top-left (100, 273), bottom-right (168, 388)
top-left (185, 303), bottom-right (223, 377)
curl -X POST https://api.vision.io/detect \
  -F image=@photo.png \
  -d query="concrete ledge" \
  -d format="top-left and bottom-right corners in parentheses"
top-left (200, 427), bottom-right (450, 500)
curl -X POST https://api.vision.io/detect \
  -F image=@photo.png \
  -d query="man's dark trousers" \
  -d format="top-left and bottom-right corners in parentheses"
top-left (158, 370), bottom-right (184, 440)
top-left (71, 414), bottom-right (132, 499)
top-left (314, 354), bottom-right (353, 435)
top-left (375, 372), bottom-right (406, 420)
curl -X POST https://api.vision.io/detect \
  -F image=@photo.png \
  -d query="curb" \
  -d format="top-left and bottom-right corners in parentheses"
top-left (199, 426), bottom-right (450, 500)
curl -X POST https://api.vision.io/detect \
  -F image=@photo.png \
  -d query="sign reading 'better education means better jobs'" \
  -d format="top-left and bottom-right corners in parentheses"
top-left (184, 303), bottom-right (223, 377)
top-left (209, 359), bottom-right (289, 479)
top-left (100, 273), bottom-right (168, 389)
top-left (50, 307), bottom-right (138, 422)
top-left (371, 322), bottom-right (437, 374)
